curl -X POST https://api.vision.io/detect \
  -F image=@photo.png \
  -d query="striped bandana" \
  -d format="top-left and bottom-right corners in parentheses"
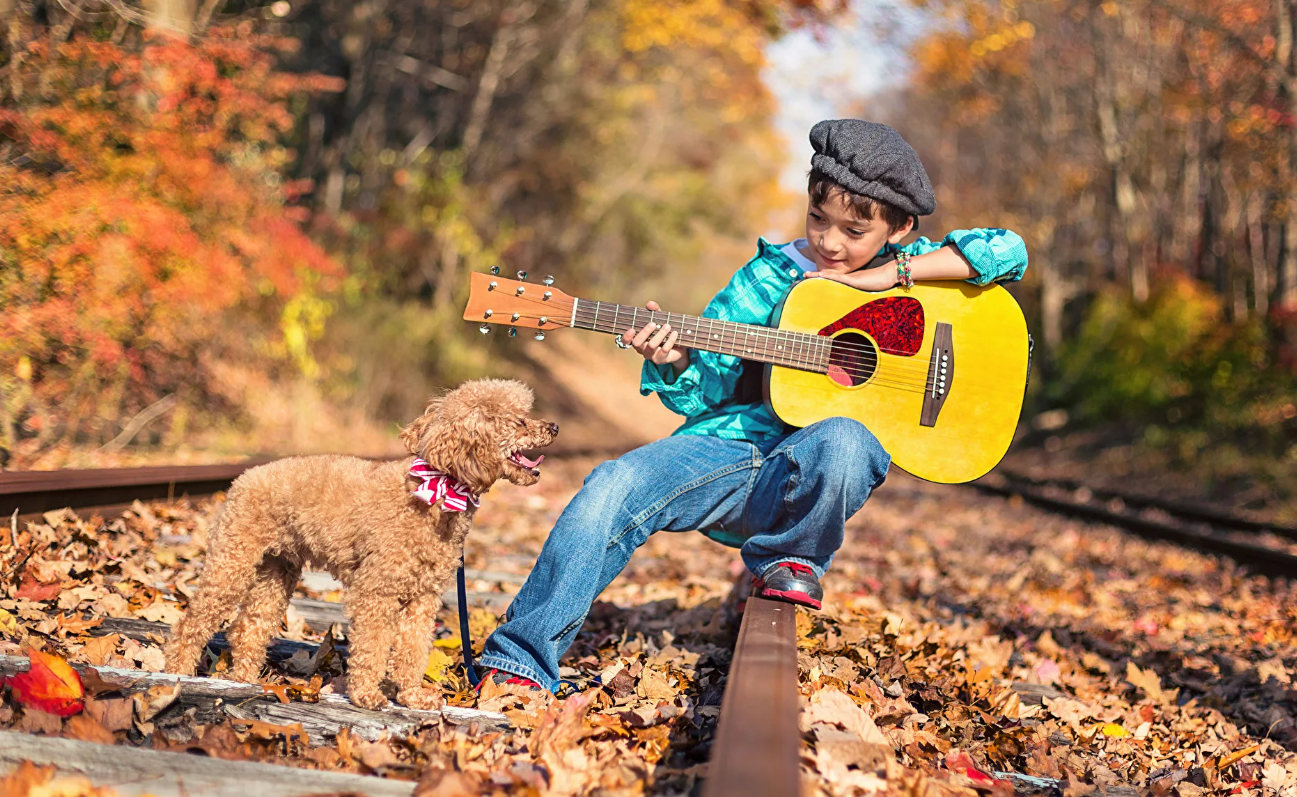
top-left (408, 458), bottom-right (480, 512)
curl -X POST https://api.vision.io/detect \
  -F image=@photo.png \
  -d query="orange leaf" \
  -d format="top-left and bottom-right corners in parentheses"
top-left (8, 650), bottom-right (85, 717)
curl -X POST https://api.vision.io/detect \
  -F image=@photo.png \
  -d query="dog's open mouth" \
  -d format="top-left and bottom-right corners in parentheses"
top-left (508, 450), bottom-right (545, 474)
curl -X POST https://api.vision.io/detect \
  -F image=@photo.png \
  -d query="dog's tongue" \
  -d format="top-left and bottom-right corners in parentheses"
top-left (515, 452), bottom-right (544, 469)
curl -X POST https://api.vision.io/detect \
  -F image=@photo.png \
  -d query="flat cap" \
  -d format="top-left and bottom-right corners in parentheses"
top-left (810, 119), bottom-right (936, 218)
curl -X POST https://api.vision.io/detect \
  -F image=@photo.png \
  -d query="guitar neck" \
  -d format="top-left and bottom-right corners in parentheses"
top-left (568, 299), bottom-right (830, 374)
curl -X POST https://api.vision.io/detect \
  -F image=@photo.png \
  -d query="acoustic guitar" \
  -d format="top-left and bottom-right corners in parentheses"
top-left (464, 270), bottom-right (1031, 484)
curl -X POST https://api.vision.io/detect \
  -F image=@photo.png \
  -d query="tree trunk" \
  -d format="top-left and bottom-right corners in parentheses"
top-left (1093, 6), bottom-right (1147, 301)
top-left (1277, 0), bottom-right (1297, 307)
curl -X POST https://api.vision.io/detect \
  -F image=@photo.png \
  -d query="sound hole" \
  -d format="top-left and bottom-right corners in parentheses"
top-left (826, 332), bottom-right (877, 387)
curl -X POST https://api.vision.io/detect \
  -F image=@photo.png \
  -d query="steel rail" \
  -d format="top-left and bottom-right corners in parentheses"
top-left (0, 446), bottom-right (629, 522)
top-left (0, 461), bottom-right (273, 521)
top-left (702, 593), bottom-right (802, 797)
top-left (992, 469), bottom-right (1297, 541)
top-left (974, 477), bottom-right (1297, 580)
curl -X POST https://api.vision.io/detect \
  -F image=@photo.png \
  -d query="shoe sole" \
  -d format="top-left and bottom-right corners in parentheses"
top-left (759, 587), bottom-right (822, 610)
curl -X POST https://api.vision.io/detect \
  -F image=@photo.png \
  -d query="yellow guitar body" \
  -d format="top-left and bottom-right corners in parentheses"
top-left (768, 278), bottom-right (1030, 484)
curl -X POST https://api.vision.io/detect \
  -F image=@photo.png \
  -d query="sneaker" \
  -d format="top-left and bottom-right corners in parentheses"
top-left (753, 562), bottom-right (823, 609)
top-left (476, 668), bottom-right (544, 692)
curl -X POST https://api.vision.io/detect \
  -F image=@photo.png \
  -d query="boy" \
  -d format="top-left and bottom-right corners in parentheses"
top-left (475, 119), bottom-right (1027, 691)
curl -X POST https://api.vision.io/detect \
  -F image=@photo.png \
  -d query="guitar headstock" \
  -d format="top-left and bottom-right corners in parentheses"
top-left (463, 268), bottom-right (574, 339)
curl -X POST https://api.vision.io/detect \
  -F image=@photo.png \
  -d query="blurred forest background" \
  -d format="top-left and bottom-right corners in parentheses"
top-left (0, 0), bottom-right (1294, 512)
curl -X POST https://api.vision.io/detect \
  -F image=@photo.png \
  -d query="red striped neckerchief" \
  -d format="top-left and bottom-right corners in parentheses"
top-left (408, 458), bottom-right (480, 512)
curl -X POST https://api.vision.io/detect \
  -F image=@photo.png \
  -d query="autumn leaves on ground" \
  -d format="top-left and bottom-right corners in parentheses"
top-left (0, 456), bottom-right (1293, 796)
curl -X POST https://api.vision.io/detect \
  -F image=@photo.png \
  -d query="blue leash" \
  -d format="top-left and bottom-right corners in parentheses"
top-left (457, 554), bottom-right (480, 687)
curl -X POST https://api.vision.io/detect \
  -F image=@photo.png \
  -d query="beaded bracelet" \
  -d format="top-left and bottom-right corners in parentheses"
top-left (896, 251), bottom-right (914, 289)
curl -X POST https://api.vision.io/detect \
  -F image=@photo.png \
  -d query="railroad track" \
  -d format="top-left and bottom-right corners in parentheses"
top-left (0, 457), bottom-right (807, 796)
top-left (974, 469), bottom-right (1297, 580)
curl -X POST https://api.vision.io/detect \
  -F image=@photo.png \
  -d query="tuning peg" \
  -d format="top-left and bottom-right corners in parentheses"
top-left (517, 271), bottom-right (528, 280)
top-left (478, 324), bottom-right (491, 335)
top-left (515, 285), bottom-right (525, 295)
top-left (511, 313), bottom-right (520, 321)
top-left (543, 291), bottom-right (552, 300)
top-left (488, 281), bottom-right (497, 290)
top-left (490, 265), bottom-right (500, 275)
top-left (508, 327), bottom-right (518, 337)
top-left (542, 275), bottom-right (554, 286)
top-left (534, 331), bottom-right (546, 341)
top-left (483, 309), bottom-right (493, 318)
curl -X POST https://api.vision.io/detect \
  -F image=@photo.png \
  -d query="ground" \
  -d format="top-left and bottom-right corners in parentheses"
top-left (0, 455), bottom-right (1294, 796)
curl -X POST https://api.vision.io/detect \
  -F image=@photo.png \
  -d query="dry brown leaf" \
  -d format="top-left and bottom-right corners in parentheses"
top-left (63, 712), bottom-right (115, 744)
top-left (83, 696), bottom-right (133, 732)
top-left (79, 634), bottom-right (119, 666)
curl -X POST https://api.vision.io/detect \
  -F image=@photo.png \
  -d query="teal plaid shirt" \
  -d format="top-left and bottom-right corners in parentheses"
top-left (640, 229), bottom-right (1029, 442)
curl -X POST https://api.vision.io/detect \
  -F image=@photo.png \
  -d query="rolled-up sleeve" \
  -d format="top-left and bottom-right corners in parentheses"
top-left (898, 228), bottom-right (1028, 285)
top-left (944, 228), bottom-right (1028, 285)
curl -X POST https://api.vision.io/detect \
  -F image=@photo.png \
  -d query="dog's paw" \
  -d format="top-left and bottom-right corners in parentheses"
top-left (397, 687), bottom-right (443, 711)
top-left (349, 688), bottom-right (390, 711)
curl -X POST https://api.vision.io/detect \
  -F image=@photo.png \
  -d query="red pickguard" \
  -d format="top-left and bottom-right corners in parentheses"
top-left (817, 296), bottom-right (925, 356)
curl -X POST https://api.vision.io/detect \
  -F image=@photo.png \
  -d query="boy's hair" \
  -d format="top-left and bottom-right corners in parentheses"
top-left (807, 168), bottom-right (913, 234)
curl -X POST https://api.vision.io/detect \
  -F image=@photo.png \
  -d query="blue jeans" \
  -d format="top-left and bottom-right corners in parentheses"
top-left (476, 417), bottom-right (891, 690)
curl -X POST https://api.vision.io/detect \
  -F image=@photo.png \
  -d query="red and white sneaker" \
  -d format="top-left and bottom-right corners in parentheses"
top-left (476, 668), bottom-right (544, 692)
top-left (752, 562), bottom-right (823, 610)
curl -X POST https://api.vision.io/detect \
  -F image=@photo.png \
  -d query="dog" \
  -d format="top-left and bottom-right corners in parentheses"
top-left (163, 379), bottom-right (557, 710)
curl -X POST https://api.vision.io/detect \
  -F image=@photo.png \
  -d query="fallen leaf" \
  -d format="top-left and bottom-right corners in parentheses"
top-left (80, 634), bottom-right (120, 666)
top-left (63, 713), bottom-right (115, 744)
top-left (133, 681), bottom-right (181, 726)
top-left (424, 648), bottom-right (453, 683)
top-left (84, 696), bottom-right (133, 732)
top-left (15, 574), bottom-right (61, 602)
top-left (1101, 722), bottom-right (1128, 737)
top-left (635, 667), bottom-right (675, 700)
top-left (358, 740), bottom-right (406, 772)
top-left (1125, 661), bottom-right (1171, 704)
top-left (803, 687), bottom-right (891, 747)
top-left (16, 707), bottom-right (63, 734)
top-left (8, 649), bottom-right (85, 716)
top-left (1216, 744), bottom-right (1262, 770)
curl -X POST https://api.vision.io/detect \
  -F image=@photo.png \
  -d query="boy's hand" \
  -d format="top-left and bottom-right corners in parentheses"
top-left (624, 301), bottom-right (689, 374)
top-left (803, 265), bottom-right (898, 292)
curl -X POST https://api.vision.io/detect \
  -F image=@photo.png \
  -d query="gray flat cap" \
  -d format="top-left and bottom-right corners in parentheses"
top-left (810, 119), bottom-right (936, 218)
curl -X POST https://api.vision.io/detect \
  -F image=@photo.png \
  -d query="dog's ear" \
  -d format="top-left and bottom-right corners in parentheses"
top-left (419, 409), bottom-right (503, 495)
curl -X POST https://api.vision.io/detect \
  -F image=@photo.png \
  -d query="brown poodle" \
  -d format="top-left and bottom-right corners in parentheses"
top-left (163, 379), bottom-right (557, 710)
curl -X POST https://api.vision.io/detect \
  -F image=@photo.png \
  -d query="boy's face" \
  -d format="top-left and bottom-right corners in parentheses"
top-left (804, 190), bottom-right (914, 274)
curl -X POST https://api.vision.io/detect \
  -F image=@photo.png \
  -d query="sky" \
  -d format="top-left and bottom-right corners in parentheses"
top-left (763, 0), bottom-right (929, 190)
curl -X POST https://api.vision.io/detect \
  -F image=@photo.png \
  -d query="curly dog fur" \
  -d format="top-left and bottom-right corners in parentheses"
top-left (163, 379), bottom-right (557, 710)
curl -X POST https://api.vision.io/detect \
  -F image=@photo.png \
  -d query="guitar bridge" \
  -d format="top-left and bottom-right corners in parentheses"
top-left (920, 323), bottom-right (952, 427)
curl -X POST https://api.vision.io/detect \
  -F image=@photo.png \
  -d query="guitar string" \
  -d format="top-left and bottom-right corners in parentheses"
top-left (568, 302), bottom-right (943, 363)
top-left (564, 304), bottom-right (944, 377)
top-left (487, 290), bottom-right (947, 362)
top-left (507, 305), bottom-right (942, 393)
top-left (479, 294), bottom-right (959, 389)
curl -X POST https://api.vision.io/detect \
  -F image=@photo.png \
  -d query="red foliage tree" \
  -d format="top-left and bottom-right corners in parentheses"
top-left (0, 27), bottom-right (342, 450)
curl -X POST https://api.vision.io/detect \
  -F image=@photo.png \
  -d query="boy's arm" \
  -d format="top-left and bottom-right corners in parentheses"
top-left (902, 228), bottom-right (1029, 285)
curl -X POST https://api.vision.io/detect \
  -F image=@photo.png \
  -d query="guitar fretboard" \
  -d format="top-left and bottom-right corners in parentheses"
top-left (569, 299), bottom-right (830, 373)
